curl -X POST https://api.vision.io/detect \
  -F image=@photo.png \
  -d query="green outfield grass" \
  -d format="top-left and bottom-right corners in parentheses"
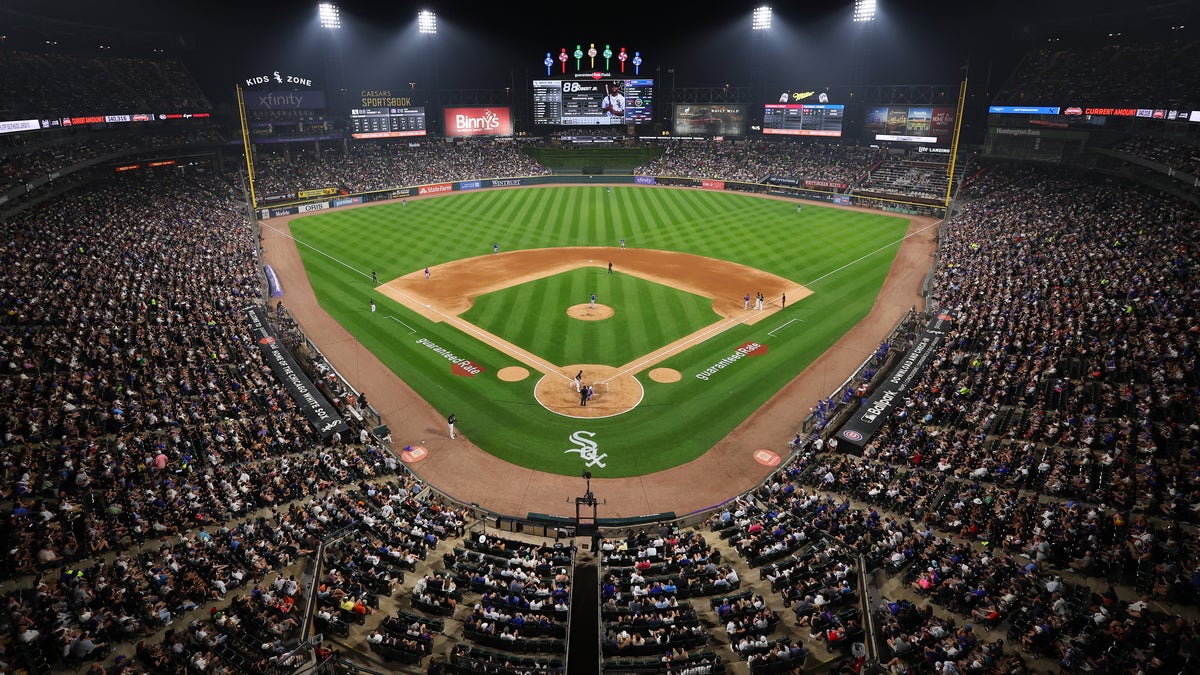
top-left (460, 268), bottom-right (721, 367)
top-left (290, 186), bottom-right (912, 480)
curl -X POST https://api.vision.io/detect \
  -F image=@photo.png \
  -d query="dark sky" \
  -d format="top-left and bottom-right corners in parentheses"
top-left (3, 0), bottom-right (1196, 105)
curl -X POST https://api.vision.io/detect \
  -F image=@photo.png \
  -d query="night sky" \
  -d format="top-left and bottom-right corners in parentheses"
top-left (3, 0), bottom-right (1195, 107)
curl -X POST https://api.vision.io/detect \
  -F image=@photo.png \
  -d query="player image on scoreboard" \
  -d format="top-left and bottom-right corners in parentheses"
top-left (531, 78), bottom-right (653, 126)
top-left (601, 83), bottom-right (625, 119)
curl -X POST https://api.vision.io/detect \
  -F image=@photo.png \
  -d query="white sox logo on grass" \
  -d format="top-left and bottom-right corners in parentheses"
top-left (415, 337), bottom-right (484, 377)
top-left (565, 431), bottom-right (607, 468)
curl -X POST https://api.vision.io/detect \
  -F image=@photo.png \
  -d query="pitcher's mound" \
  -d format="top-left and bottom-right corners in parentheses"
top-left (567, 304), bottom-right (614, 321)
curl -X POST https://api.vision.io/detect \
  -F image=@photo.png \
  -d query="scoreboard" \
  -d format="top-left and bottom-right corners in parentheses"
top-left (532, 78), bottom-right (654, 125)
top-left (349, 107), bottom-right (427, 139)
top-left (762, 104), bottom-right (845, 137)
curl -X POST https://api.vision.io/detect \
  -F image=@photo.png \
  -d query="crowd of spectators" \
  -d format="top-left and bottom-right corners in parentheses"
top-left (1109, 135), bottom-right (1200, 178)
top-left (992, 39), bottom-right (1200, 110)
top-left (0, 49), bottom-right (211, 117)
top-left (752, 161), bottom-right (1200, 672)
top-left (0, 128), bottom-right (228, 194)
top-left (251, 140), bottom-right (553, 197)
top-left (636, 138), bottom-right (882, 186)
top-left (856, 157), bottom-right (968, 203)
top-left (0, 170), bottom-right (459, 672)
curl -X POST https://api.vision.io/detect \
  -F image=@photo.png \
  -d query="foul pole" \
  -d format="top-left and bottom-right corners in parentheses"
top-left (236, 85), bottom-right (257, 209)
top-left (944, 76), bottom-right (968, 209)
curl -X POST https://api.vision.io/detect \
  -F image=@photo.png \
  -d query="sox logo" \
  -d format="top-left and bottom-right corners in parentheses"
top-left (565, 430), bottom-right (607, 468)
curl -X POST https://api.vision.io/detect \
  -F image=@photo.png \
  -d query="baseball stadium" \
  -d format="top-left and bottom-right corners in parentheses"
top-left (1, 1), bottom-right (1199, 674)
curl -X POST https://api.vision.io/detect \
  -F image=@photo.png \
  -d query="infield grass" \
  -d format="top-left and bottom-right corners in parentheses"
top-left (461, 268), bottom-right (721, 367)
top-left (289, 186), bottom-right (912, 481)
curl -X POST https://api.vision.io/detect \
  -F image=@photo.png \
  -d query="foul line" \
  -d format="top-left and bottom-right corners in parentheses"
top-left (260, 220), bottom-right (372, 280)
top-left (801, 219), bottom-right (940, 288)
top-left (598, 313), bottom-right (748, 386)
top-left (768, 318), bottom-right (804, 337)
top-left (386, 315), bottom-right (417, 334)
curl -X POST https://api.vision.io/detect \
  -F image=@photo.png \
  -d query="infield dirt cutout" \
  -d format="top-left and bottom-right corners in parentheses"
top-left (496, 366), bottom-right (529, 382)
top-left (649, 368), bottom-right (682, 383)
top-left (377, 247), bottom-right (810, 418)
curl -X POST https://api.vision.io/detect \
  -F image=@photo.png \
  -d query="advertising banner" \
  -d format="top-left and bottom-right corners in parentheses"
top-left (836, 312), bottom-right (953, 448)
top-left (443, 107), bottom-right (514, 137)
top-left (243, 306), bottom-right (349, 438)
top-left (244, 90), bottom-right (327, 110)
top-left (298, 187), bottom-right (338, 199)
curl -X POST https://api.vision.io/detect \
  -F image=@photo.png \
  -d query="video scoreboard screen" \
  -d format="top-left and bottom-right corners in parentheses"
top-left (532, 78), bottom-right (654, 125)
top-left (762, 104), bottom-right (844, 137)
top-left (349, 107), bottom-right (427, 139)
top-left (864, 106), bottom-right (955, 144)
top-left (672, 104), bottom-right (745, 137)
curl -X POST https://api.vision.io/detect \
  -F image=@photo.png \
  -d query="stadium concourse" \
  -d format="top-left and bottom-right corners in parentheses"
top-left (2, 42), bottom-right (1200, 675)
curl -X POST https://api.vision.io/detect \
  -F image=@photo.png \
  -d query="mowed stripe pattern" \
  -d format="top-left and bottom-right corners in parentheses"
top-left (298, 187), bottom-right (892, 282)
top-left (461, 268), bottom-right (721, 367)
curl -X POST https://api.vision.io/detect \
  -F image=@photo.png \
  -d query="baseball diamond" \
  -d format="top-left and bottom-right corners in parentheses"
top-left (265, 184), bottom-right (934, 517)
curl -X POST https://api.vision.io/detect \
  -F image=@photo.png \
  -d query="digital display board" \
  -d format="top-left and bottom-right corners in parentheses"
top-left (349, 107), bottom-right (427, 139)
top-left (672, 104), bottom-right (746, 136)
top-left (864, 106), bottom-right (956, 144)
top-left (532, 78), bottom-right (654, 125)
top-left (762, 104), bottom-right (844, 137)
top-left (443, 107), bottom-right (514, 138)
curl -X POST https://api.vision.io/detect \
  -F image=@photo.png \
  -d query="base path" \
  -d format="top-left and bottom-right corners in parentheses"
top-left (261, 198), bottom-right (937, 519)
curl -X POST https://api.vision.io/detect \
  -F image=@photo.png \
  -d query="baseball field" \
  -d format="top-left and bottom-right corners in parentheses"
top-left (282, 185), bottom-right (911, 481)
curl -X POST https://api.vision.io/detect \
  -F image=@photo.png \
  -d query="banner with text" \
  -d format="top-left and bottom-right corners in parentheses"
top-left (836, 312), bottom-right (953, 448)
top-left (443, 107), bottom-right (514, 138)
top-left (243, 306), bottom-right (349, 439)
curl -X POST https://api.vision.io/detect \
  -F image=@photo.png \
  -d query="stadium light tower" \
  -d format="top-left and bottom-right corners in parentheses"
top-left (752, 6), bottom-right (773, 31)
top-left (853, 0), bottom-right (877, 23)
top-left (318, 2), bottom-right (340, 30)
top-left (418, 10), bottom-right (437, 35)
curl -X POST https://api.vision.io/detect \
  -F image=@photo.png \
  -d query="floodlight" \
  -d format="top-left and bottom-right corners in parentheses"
top-left (853, 0), bottom-right (877, 22)
top-left (752, 6), bottom-right (773, 31)
top-left (318, 2), bottom-right (340, 30)
top-left (418, 10), bottom-right (437, 35)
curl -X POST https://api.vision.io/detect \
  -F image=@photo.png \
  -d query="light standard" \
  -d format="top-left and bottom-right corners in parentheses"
top-left (417, 10), bottom-right (438, 129)
top-left (318, 3), bottom-right (345, 130)
top-left (751, 7), bottom-right (773, 132)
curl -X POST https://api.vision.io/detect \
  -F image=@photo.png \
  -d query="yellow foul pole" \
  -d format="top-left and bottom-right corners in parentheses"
top-left (944, 76), bottom-right (968, 208)
top-left (236, 85), bottom-right (257, 209)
